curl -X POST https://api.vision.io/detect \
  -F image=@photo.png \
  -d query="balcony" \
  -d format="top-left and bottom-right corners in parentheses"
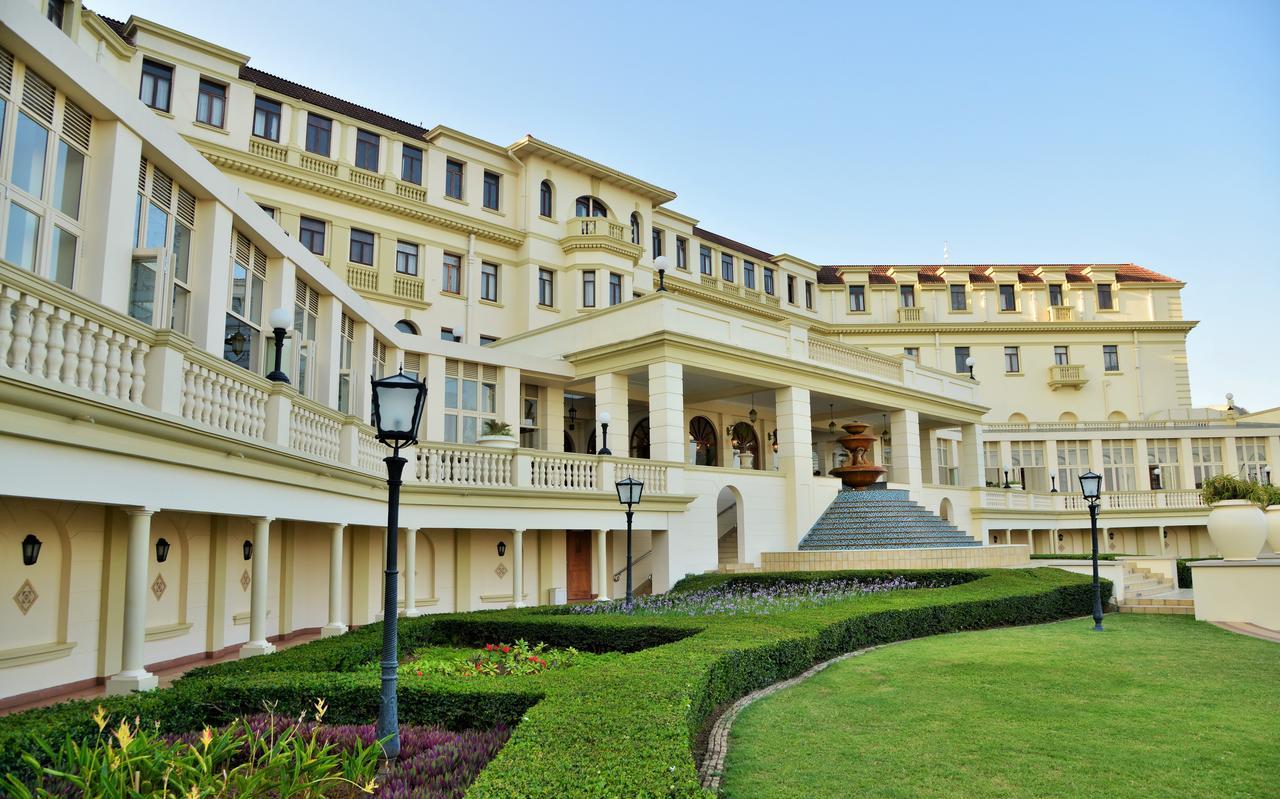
top-left (346, 263), bottom-right (378, 293)
top-left (560, 217), bottom-right (643, 259)
top-left (1050, 305), bottom-right (1074, 321)
top-left (981, 489), bottom-right (1205, 513)
top-left (1047, 363), bottom-right (1087, 391)
top-left (393, 273), bottom-right (425, 303)
top-left (897, 306), bottom-right (923, 323)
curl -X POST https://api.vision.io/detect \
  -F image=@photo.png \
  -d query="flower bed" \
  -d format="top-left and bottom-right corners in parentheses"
top-left (405, 640), bottom-right (582, 678)
top-left (568, 575), bottom-right (926, 616)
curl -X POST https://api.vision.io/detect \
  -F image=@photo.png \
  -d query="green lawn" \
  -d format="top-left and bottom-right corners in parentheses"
top-left (723, 615), bottom-right (1280, 799)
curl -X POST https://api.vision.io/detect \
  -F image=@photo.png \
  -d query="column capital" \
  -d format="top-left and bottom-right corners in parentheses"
top-left (251, 516), bottom-right (274, 525)
top-left (124, 506), bottom-right (158, 517)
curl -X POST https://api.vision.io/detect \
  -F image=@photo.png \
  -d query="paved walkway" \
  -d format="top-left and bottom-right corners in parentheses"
top-left (1211, 621), bottom-right (1280, 643)
top-left (0, 632), bottom-right (321, 717)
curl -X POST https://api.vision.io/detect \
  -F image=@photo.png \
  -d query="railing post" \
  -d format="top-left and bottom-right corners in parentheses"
top-left (339, 418), bottom-right (360, 467)
top-left (264, 383), bottom-right (293, 447)
top-left (142, 330), bottom-right (189, 415)
top-left (599, 458), bottom-right (616, 493)
top-left (514, 450), bottom-right (533, 488)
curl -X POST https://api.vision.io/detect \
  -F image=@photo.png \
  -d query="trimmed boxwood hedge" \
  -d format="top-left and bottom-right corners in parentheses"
top-left (1, 568), bottom-right (1105, 796)
top-left (1177, 556), bottom-right (1221, 588)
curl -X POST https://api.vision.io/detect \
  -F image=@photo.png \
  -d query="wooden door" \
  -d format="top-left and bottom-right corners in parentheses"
top-left (566, 530), bottom-right (593, 601)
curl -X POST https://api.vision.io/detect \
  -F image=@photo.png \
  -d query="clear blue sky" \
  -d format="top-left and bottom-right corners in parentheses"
top-left (91, 0), bottom-right (1280, 410)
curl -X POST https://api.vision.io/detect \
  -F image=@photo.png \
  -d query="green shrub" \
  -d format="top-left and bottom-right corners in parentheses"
top-left (1250, 483), bottom-right (1280, 508)
top-left (1030, 553), bottom-right (1128, 560)
top-left (1201, 474), bottom-right (1260, 505)
top-left (1176, 557), bottom-right (1222, 588)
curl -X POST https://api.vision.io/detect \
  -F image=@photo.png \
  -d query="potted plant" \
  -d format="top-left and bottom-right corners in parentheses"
top-left (477, 420), bottom-right (517, 449)
top-left (1252, 483), bottom-right (1280, 556)
top-left (1200, 475), bottom-right (1266, 560)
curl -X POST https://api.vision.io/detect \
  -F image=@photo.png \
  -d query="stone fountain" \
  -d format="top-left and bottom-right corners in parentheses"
top-left (828, 421), bottom-right (887, 489)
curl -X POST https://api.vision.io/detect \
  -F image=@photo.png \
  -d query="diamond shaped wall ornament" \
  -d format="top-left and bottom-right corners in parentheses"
top-left (240, 569), bottom-right (251, 592)
top-left (13, 579), bottom-right (38, 615)
top-left (494, 563), bottom-right (508, 579)
top-left (151, 573), bottom-right (167, 601)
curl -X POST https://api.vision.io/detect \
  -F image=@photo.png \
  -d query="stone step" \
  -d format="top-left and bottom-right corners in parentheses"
top-left (1117, 603), bottom-right (1195, 615)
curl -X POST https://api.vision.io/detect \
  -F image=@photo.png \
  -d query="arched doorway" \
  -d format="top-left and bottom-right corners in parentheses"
top-left (689, 416), bottom-right (718, 466)
top-left (630, 417), bottom-right (650, 459)
top-left (939, 497), bottom-right (954, 522)
top-left (728, 421), bottom-right (761, 470)
top-left (716, 486), bottom-right (744, 567)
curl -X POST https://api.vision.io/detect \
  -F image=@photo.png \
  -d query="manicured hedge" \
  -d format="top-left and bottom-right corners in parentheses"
top-left (2, 568), bottom-right (1105, 796)
top-left (1030, 553), bottom-right (1130, 560)
top-left (1177, 557), bottom-right (1221, 588)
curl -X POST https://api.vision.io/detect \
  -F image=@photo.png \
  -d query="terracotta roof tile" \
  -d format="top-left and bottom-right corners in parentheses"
top-left (96, 14), bottom-right (134, 44)
top-left (692, 227), bottom-right (774, 262)
top-left (818, 263), bottom-right (1178, 286)
top-left (239, 66), bottom-right (428, 140)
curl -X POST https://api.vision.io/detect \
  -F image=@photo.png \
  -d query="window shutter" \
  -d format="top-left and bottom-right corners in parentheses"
top-left (151, 169), bottom-right (174, 210)
top-left (138, 157), bottom-right (150, 193)
top-left (234, 232), bottom-right (251, 265)
top-left (61, 100), bottom-right (92, 151)
top-left (0, 47), bottom-right (13, 94)
top-left (177, 188), bottom-right (197, 227)
top-left (252, 244), bottom-right (267, 279)
top-left (404, 353), bottom-right (421, 373)
top-left (20, 68), bottom-right (55, 123)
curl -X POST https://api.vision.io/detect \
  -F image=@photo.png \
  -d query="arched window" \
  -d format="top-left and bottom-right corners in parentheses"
top-left (630, 418), bottom-right (651, 459)
top-left (575, 195), bottom-right (609, 218)
top-left (539, 180), bottom-right (553, 218)
top-left (395, 320), bottom-right (419, 335)
top-left (1007, 412), bottom-right (1028, 424)
top-left (689, 416), bottom-right (718, 466)
top-left (728, 421), bottom-right (760, 470)
top-left (630, 212), bottom-right (642, 245)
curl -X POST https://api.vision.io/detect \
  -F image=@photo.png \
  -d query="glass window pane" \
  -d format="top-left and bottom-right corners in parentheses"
top-left (462, 416), bottom-right (477, 444)
top-left (250, 275), bottom-right (264, 325)
top-left (128, 255), bottom-right (158, 324)
top-left (11, 112), bottom-right (49, 198)
top-left (51, 226), bottom-right (77, 287)
top-left (145, 203), bottom-right (169, 248)
top-left (171, 285), bottom-right (190, 333)
top-left (230, 262), bottom-right (248, 315)
top-left (53, 140), bottom-right (85, 219)
top-left (462, 379), bottom-right (478, 411)
top-left (444, 377), bottom-right (458, 409)
top-left (172, 222), bottom-right (192, 282)
top-left (5, 202), bottom-right (41, 270)
top-left (444, 414), bottom-right (458, 442)
top-left (481, 382), bottom-right (495, 413)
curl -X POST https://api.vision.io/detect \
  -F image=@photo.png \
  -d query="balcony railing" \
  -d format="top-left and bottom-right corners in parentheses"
top-left (347, 264), bottom-right (378, 293)
top-left (985, 419), bottom-right (1220, 432)
top-left (248, 139), bottom-right (287, 163)
top-left (299, 153), bottom-right (337, 177)
top-left (566, 217), bottom-right (628, 241)
top-left (393, 274), bottom-right (424, 302)
top-left (1047, 364), bottom-right (1087, 391)
top-left (981, 489), bottom-right (1206, 512)
top-left (1050, 305), bottom-right (1075, 321)
top-left (897, 306), bottom-right (923, 323)
top-left (806, 335), bottom-right (904, 383)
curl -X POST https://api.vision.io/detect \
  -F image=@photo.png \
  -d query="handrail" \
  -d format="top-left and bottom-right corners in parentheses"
top-left (614, 549), bottom-right (654, 581)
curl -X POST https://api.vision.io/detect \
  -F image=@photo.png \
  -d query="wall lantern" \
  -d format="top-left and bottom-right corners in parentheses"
top-left (155, 537), bottom-right (171, 563)
top-left (497, 541), bottom-right (507, 557)
top-left (567, 400), bottom-right (577, 431)
top-left (22, 534), bottom-right (42, 566)
top-left (243, 539), bottom-right (253, 560)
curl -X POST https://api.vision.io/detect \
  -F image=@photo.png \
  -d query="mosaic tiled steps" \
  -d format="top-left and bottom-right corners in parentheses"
top-left (799, 487), bottom-right (980, 551)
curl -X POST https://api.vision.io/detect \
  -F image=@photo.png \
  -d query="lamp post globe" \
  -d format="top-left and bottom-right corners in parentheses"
top-left (1078, 470), bottom-right (1105, 632)
top-left (965, 355), bottom-right (976, 380)
top-left (369, 369), bottom-right (428, 759)
top-left (597, 410), bottom-right (612, 456)
top-left (653, 255), bottom-right (670, 291)
top-left (615, 477), bottom-right (644, 607)
top-left (266, 306), bottom-right (292, 384)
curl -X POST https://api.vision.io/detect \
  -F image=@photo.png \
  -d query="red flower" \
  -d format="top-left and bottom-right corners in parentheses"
top-left (415, 670), bottom-right (423, 677)
top-left (501, 646), bottom-right (511, 654)
top-left (485, 644), bottom-right (495, 651)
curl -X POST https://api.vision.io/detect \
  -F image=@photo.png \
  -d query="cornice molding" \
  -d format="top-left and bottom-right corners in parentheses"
top-left (813, 321), bottom-right (1199, 335)
top-left (667, 282), bottom-right (790, 322)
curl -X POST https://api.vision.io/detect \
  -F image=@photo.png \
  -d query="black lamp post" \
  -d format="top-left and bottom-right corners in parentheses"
top-left (965, 355), bottom-right (975, 380)
top-left (654, 255), bottom-right (669, 292)
top-left (266, 307), bottom-right (292, 384)
top-left (1078, 470), bottom-right (1105, 632)
top-left (21, 534), bottom-right (42, 566)
top-left (1050, 474), bottom-right (1058, 492)
top-left (597, 411), bottom-right (612, 456)
top-left (370, 368), bottom-right (427, 759)
top-left (614, 476), bottom-right (644, 607)
top-left (1003, 469), bottom-right (1011, 489)
top-left (155, 537), bottom-right (170, 563)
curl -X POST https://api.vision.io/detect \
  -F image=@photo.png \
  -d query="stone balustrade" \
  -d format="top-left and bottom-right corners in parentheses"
top-left (981, 488), bottom-right (1206, 512)
top-left (180, 350), bottom-right (269, 439)
top-left (806, 335), bottom-right (904, 383)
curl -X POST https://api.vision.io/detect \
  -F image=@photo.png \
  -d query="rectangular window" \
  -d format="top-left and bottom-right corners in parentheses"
top-left (223, 232), bottom-right (266, 373)
top-left (984, 441), bottom-right (1002, 487)
top-left (899, 284), bottom-right (915, 307)
top-left (954, 346), bottom-right (971, 374)
top-left (763, 267), bottom-right (776, 296)
top-left (1097, 283), bottom-right (1114, 310)
top-left (1237, 437), bottom-right (1269, 483)
top-left (1049, 283), bottom-right (1064, 306)
top-left (337, 315), bottom-right (354, 414)
top-left (1011, 441), bottom-right (1048, 491)
top-left (999, 284), bottom-right (1017, 311)
top-left (483, 170), bottom-right (501, 210)
top-left (299, 216), bottom-right (326, 255)
top-left (481, 262), bottom-right (499, 302)
top-left (1054, 345), bottom-right (1070, 366)
top-left (1192, 439), bottom-right (1224, 488)
top-left (196, 79), bottom-right (226, 127)
top-left (349, 228), bottom-right (374, 265)
top-left (1147, 438), bottom-right (1182, 490)
top-left (480, 335), bottom-right (499, 346)
top-left (252, 96), bottom-right (281, 141)
top-left (848, 285), bottom-right (866, 311)
top-left (538, 268), bottom-right (554, 307)
top-left (582, 271), bottom-right (596, 307)
top-left (47, 0), bottom-right (66, 28)
top-left (395, 241), bottom-right (419, 275)
top-left (401, 144), bottom-right (423, 184)
top-left (676, 237), bottom-right (688, 269)
top-left (305, 113), bottom-right (332, 156)
top-left (445, 159), bottom-right (464, 199)
top-left (441, 327), bottom-right (458, 342)
top-left (936, 439), bottom-right (958, 486)
top-left (443, 360), bottom-right (498, 443)
top-left (292, 279), bottom-right (319, 397)
top-left (355, 129), bottom-right (380, 171)
top-left (699, 245), bottom-right (712, 275)
top-left (139, 60), bottom-right (172, 112)
top-left (1056, 440), bottom-right (1090, 492)
top-left (743, 260), bottom-right (756, 289)
top-left (651, 226), bottom-right (663, 257)
top-left (12, 111), bottom-right (47, 198)
top-left (1102, 440), bottom-right (1137, 491)
top-left (805, 281), bottom-right (814, 309)
top-left (442, 252), bottom-right (462, 294)
top-left (950, 284), bottom-right (967, 311)
top-left (609, 272), bottom-right (623, 306)
top-left (721, 252), bottom-right (734, 282)
top-left (904, 347), bottom-right (919, 359)
top-left (1004, 346), bottom-right (1021, 373)
top-left (787, 275), bottom-right (797, 304)
top-left (1103, 344), bottom-right (1120, 372)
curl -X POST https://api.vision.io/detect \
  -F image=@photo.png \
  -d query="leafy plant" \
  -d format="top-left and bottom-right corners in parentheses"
top-left (1200, 474), bottom-right (1260, 505)
top-left (481, 420), bottom-right (512, 437)
top-left (1250, 482), bottom-right (1280, 508)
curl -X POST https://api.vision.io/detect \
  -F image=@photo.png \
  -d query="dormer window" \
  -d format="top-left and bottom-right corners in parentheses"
top-left (1097, 283), bottom-right (1114, 310)
top-left (899, 285), bottom-right (915, 308)
top-left (999, 284), bottom-right (1017, 311)
top-left (950, 284), bottom-right (967, 311)
top-left (1049, 283), bottom-right (1064, 307)
top-left (849, 285), bottom-right (866, 312)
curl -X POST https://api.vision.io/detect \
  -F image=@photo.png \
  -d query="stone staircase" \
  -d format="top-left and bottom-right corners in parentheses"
top-left (798, 487), bottom-right (981, 550)
top-left (1117, 562), bottom-right (1194, 615)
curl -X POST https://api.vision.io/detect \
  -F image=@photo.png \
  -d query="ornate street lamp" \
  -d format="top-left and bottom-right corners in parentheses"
top-left (370, 368), bottom-right (428, 760)
top-left (21, 534), bottom-right (42, 566)
top-left (266, 307), bottom-right (292, 383)
top-left (155, 537), bottom-right (171, 563)
top-left (597, 411), bottom-right (612, 456)
top-left (1078, 470), bottom-right (1105, 632)
top-left (654, 255), bottom-right (670, 292)
top-left (614, 476), bottom-right (644, 607)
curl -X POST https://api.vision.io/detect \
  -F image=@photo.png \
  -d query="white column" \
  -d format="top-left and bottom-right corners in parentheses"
top-left (959, 423), bottom-right (984, 487)
top-left (105, 508), bottom-right (159, 695)
top-left (595, 529), bottom-right (609, 600)
top-left (500, 367), bottom-right (521, 436)
top-left (1134, 438), bottom-right (1151, 490)
top-left (1177, 437), bottom-right (1196, 490)
top-left (404, 528), bottom-right (419, 617)
top-left (240, 517), bottom-right (275, 658)
top-left (648, 362), bottom-right (685, 463)
top-left (545, 385), bottom-right (566, 452)
top-left (998, 440), bottom-right (1013, 487)
top-left (890, 409), bottom-right (923, 495)
top-left (1223, 435), bottom-right (1240, 478)
top-left (594, 373), bottom-right (629, 456)
top-left (321, 523), bottom-right (347, 637)
top-left (424, 353), bottom-right (448, 442)
top-left (1044, 438), bottom-right (1061, 492)
top-left (775, 386), bottom-right (814, 548)
top-left (511, 529), bottom-right (525, 607)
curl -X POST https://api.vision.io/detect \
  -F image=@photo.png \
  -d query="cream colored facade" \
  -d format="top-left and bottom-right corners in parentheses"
top-left (0, 1), bottom-right (1276, 704)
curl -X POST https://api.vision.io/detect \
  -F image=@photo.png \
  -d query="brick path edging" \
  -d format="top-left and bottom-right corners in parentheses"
top-left (697, 643), bottom-right (899, 793)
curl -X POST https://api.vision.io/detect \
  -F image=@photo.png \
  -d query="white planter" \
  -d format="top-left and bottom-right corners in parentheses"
top-left (1207, 500), bottom-right (1267, 561)
top-left (1265, 506), bottom-right (1280, 555)
top-left (476, 434), bottom-right (517, 449)
top-left (738, 451), bottom-right (754, 470)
